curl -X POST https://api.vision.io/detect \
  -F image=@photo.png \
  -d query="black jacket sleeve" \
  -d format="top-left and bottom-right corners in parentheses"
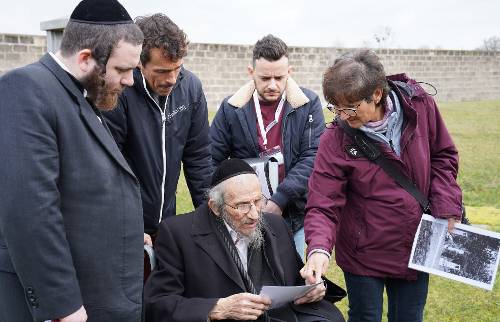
top-left (0, 69), bottom-right (83, 321)
top-left (209, 99), bottom-right (233, 169)
top-left (182, 88), bottom-right (212, 208)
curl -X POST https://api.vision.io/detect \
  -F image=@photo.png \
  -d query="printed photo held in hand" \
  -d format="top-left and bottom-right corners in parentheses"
top-left (409, 214), bottom-right (500, 290)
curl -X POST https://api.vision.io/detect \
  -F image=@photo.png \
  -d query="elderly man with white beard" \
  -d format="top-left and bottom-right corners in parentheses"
top-left (144, 158), bottom-right (345, 322)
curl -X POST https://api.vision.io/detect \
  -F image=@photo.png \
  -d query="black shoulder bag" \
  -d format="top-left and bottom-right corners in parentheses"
top-left (339, 121), bottom-right (469, 224)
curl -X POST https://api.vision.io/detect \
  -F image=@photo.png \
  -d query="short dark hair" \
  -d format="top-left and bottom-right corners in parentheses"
top-left (135, 13), bottom-right (189, 65)
top-left (323, 49), bottom-right (390, 106)
top-left (59, 21), bottom-right (143, 68)
top-left (252, 34), bottom-right (288, 65)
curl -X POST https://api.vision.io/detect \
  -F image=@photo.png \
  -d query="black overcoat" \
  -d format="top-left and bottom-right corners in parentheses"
top-left (0, 54), bottom-right (144, 321)
top-left (144, 203), bottom-right (345, 322)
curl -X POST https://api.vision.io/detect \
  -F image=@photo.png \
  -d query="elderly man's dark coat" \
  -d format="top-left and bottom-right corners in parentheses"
top-left (144, 203), bottom-right (345, 322)
top-left (0, 54), bottom-right (144, 322)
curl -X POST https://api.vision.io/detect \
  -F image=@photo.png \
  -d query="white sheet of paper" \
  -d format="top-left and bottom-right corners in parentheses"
top-left (259, 282), bottom-right (322, 309)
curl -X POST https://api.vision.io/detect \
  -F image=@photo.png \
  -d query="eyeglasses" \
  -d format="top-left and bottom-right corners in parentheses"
top-left (326, 100), bottom-right (364, 117)
top-left (224, 194), bottom-right (268, 214)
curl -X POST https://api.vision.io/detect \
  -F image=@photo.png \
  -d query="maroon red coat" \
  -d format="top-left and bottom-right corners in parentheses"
top-left (304, 74), bottom-right (462, 280)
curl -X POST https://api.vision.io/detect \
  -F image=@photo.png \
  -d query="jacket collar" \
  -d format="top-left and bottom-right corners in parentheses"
top-left (387, 73), bottom-right (428, 100)
top-left (387, 75), bottom-right (420, 154)
top-left (227, 77), bottom-right (309, 109)
top-left (191, 203), bottom-right (246, 290)
top-left (40, 53), bottom-right (84, 102)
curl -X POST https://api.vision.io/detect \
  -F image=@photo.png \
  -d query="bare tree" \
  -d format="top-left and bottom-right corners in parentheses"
top-left (373, 26), bottom-right (394, 48)
top-left (480, 36), bottom-right (500, 51)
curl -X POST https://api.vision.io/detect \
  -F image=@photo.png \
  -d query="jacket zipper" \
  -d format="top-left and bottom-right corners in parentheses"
top-left (281, 108), bottom-right (294, 175)
top-left (308, 114), bottom-right (313, 148)
top-left (142, 75), bottom-right (168, 224)
top-left (158, 110), bottom-right (167, 223)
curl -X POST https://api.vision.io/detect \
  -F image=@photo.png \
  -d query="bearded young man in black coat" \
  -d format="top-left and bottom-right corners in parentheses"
top-left (0, 1), bottom-right (145, 321)
top-left (144, 159), bottom-right (345, 322)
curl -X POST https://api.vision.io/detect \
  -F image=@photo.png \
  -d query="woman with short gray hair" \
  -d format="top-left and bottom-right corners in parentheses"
top-left (302, 49), bottom-right (463, 322)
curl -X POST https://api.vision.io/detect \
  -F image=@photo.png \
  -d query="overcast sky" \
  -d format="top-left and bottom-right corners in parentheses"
top-left (1, 0), bottom-right (499, 50)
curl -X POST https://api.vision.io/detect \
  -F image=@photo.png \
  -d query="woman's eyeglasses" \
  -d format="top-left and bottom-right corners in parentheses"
top-left (326, 101), bottom-right (364, 117)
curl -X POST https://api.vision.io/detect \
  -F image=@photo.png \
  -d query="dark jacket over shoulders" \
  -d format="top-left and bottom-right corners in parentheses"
top-left (103, 68), bottom-right (212, 233)
top-left (0, 54), bottom-right (143, 321)
top-left (144, 203), bottom-right (345, 322)
top-left (210, 78), bottom-right (325, 230)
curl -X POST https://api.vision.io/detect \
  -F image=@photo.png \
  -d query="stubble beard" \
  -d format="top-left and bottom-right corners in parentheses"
top-left (254, 79), bottom-right (284, 103)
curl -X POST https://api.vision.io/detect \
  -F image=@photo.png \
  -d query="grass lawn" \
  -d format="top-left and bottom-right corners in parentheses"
top-left (175, 100), bottom-right (500, 321)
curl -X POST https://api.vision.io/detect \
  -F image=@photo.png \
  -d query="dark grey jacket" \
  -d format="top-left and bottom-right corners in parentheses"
top-left (0, 54), bottom-right (143, 322)
top-left (103, 68), bottom-right (212, 234)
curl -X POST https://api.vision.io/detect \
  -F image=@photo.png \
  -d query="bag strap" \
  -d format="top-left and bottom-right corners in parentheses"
top-left (263, 161), bottom-right (274, 195)
top-left (339, 121), bottom-right (431, 213)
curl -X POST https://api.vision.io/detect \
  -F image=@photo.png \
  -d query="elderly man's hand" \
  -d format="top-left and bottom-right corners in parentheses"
top-left (208, 293), bottom-right (271, 320)
top-left (294, 281), bottom-right (326, 305)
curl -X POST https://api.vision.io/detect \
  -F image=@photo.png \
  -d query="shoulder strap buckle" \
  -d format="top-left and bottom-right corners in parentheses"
top-left (353, 134), bottom-right (381, 161)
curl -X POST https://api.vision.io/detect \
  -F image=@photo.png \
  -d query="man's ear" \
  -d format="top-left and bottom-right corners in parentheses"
top-left (247, 65), bottom-right (254, 79)
top-left (76, 49), bottom-right (95, 73)
top-left (288, 65), bottom-right (294, 75)
top-left (208, 199), bottom-right (220, 216)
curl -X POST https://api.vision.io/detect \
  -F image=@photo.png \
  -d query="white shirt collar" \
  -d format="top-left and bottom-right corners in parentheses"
top-left (49, 52), bottom-right (88, 98)
top-left (224, 221), bottom-right (250, 270)
top-left (49, 52), bottom-right (71, 73)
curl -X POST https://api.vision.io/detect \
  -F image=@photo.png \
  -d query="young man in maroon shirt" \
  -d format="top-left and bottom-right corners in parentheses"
top-left (210, 35), bottom-right (325, 260)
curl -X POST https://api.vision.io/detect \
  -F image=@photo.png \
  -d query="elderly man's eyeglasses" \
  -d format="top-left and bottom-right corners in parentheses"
top-left (224, 195), bottom-right (268, 214)
top-left (326, 101), bottom-right (364, 117)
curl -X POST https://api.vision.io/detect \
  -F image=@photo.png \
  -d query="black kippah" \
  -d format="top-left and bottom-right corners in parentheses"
top-left (211, 159), bottom-right (256, 187)
top-left (70, 0), bottom-right (133, 25)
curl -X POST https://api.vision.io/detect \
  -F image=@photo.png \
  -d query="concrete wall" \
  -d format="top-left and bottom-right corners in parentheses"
top-left (0, 34), bottom-right (46, 74)
top-left (184, 44), bottom-right (500, 109)
top-left (2, 33), bottom-right (499, 109)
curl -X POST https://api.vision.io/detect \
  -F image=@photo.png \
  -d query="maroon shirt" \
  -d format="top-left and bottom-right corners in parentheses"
top-left (255, 98), bottom-right (285, 182)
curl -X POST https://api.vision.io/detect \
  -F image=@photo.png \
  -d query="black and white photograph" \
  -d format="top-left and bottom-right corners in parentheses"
top-left (409, 214), bottom-right (500, 290)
